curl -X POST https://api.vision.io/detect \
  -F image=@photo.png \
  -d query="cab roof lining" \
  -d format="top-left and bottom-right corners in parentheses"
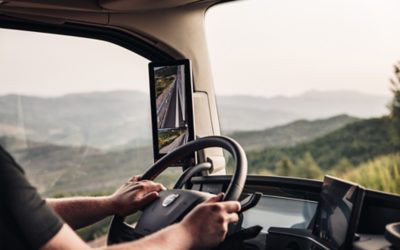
top-left (0, 0), bottom-right (103, 12)
top-left (0, 0), bottom-right (233, 12)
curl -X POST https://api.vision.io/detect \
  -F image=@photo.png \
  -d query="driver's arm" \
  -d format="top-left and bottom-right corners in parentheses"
top-left (42, 194), bottom-right (241, 250)
top-left (47, 176), bottom-right (165, 229)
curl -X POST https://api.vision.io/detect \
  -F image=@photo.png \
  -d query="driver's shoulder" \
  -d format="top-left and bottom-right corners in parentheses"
top-left (0, 145), bottom-right (25, 174)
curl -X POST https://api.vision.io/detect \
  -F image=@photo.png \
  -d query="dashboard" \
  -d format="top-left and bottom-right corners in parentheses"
top-left (190, 175), bottom-right (400, 250)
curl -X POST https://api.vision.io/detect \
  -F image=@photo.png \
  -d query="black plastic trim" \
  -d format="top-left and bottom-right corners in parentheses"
top-left (192, 175), bottom-right (400, 207)
top-left (192, 175), bottom-right (322, 202)
top-left (192, 175), bottom-right (322, 192)
top-left (363, 189), bottom-right (400, 209)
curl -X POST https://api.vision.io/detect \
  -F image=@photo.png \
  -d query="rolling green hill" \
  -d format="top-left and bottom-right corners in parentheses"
top-left (229, 115), bottom-right (358, 151)
top-left (245, 117), bottom-right (400, 174)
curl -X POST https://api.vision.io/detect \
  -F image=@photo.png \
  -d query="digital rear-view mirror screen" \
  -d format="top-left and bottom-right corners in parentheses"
top-left (149, 60), bottom-right (194, 161)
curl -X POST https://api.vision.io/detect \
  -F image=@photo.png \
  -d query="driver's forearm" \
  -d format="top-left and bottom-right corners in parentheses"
top-left (103, 224), bottom-right (193, 250)
top-left (47, 196), bottom-right (114, 230)
top-left (42, 223), bottom-right (194, 250)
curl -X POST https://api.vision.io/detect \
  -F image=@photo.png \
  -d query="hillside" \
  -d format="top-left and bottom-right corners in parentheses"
top-left (229, 115), bottom-right (358, 151)
top-left (245, 117), bottom-right (400, 173)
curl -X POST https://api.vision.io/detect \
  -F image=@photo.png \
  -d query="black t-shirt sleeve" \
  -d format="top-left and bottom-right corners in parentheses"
top-left (0, 146), bottom-right (64, 249)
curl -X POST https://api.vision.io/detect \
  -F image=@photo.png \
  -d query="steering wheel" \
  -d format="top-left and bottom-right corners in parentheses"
top-left (385, 222), bottom-right (400, 248)
top-left (107, 135), bottom-right (248, 245)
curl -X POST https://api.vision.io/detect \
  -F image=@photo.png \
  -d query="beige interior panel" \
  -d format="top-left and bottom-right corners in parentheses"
top-left (108, 4), bottom-right (221, 134)
top-left (193, 92), bottom-right (225, 174)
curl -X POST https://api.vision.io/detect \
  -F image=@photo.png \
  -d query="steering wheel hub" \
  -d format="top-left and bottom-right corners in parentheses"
top-left (135, 189), bottom-right (213, 236)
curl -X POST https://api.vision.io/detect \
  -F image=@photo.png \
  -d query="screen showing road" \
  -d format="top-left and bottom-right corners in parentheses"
top-left (313, 176), bottom-right (362, 249)
top-left (149, 60), bottom-right (194, 160)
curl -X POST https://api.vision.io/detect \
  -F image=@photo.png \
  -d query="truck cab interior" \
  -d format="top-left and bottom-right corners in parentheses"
top-left (1, 0), bottom-right (400, 249)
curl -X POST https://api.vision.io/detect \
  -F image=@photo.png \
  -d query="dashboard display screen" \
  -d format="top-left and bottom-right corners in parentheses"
top-left (149, 60), bottom-right (195, 163)
top-left (313, 176), bottom-right (364, 249)
top-left (242, 195), bottom-right (317, 233)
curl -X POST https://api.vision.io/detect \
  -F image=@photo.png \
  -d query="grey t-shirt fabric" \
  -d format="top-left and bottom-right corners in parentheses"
top-left (0, 146), bottom-right (63, 250)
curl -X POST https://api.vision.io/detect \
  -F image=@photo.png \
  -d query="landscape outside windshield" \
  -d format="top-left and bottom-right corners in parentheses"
top-left (206, 0), bottom-right (400, 194)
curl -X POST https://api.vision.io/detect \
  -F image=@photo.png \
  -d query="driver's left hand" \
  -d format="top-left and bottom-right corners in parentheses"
top-left (108, 175), bottom-right (166, 216)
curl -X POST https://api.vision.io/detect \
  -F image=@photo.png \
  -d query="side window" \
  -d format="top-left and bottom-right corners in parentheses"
top-left (0, 28), bottom-right (154, 241)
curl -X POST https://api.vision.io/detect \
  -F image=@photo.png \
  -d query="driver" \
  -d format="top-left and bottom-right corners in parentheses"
top-left (0, 145), bottom-right (241, 250)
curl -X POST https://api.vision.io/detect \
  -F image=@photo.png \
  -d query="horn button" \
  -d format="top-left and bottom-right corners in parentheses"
top-left (135, 189), bottom-right (213, 236)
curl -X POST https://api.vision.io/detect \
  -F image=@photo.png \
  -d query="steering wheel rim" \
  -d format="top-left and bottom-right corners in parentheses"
top-left (107, 135), bottom-right (247, 245)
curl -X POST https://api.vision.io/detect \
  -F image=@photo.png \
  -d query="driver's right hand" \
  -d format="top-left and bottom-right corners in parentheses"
top-left (179, 193), bottom-right (241, 249)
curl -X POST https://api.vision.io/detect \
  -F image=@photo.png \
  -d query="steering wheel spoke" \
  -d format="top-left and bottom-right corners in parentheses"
top-left (174, 162), bottom-right (212, 189)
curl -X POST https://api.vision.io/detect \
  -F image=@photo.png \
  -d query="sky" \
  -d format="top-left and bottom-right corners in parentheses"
top-left (0, 29), bottom-right (150, 96)
top-left (1, 0), bottom-right (400, 97)
top-left (206, 0), bottom-right (400, 97)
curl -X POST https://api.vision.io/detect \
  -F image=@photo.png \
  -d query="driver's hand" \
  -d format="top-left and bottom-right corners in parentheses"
top-left (109, 175), bottom-right (166, 216)
top-left (180, 193), bottom-right (241, 250)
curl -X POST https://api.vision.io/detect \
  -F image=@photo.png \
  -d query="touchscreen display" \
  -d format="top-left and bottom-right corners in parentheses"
top-left (149, 60), bottom-right (194, 161)
top-left (313, 176), bottom-right (362, 249)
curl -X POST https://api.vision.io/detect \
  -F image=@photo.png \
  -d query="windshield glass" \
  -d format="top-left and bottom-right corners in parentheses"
top-left (0, 28), bottom-right (161, 197)
top-left (206, 0), bottom-right (400, 194)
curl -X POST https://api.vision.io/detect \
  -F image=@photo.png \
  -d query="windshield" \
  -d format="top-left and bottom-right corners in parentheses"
top-left (206, 0), bottom-right (400, 194)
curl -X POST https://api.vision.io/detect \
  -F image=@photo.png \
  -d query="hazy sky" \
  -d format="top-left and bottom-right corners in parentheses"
top-left (0, 29), bottom-right (150, 96)
top-left (206, 0), bottom-right (400, 97)
top-left (1, 0), bottom-right (400, 97)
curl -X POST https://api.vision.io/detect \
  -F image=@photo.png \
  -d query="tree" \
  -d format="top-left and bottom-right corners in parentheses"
top-left (388, 62), bottom-right (400, 145)
top-left (275, 156), bottom-right (295, 176)
top-left (295, 152), bottom-right (323, 179)
top-left (330, 157), bottom-right (354, 176)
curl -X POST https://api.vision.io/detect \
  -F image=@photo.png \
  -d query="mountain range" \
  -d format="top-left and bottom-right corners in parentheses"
top-left (0, 90), bottom-right (390, 148)
top-left (0, 91), bottom-right (152, 149)
top-left (218, 90), bottom-right (389, 132)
